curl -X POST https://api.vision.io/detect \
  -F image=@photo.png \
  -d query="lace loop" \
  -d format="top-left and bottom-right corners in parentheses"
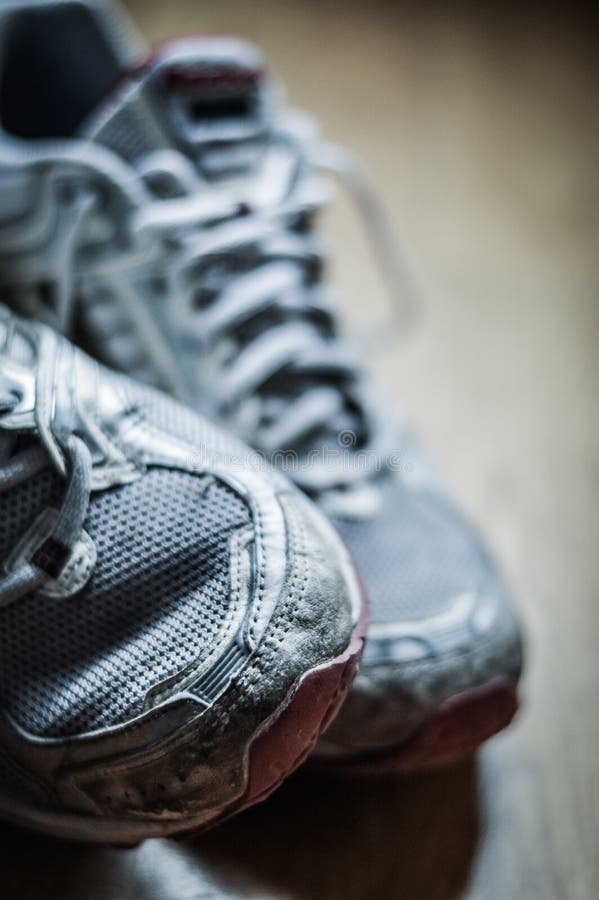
top-left (0, 402), bottom-right (93, 608)
top-left (314, 142), bottom-right (418, 345)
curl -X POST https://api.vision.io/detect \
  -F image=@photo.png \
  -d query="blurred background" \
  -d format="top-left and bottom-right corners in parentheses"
top-left (3, 1), bottom-right (598, 897)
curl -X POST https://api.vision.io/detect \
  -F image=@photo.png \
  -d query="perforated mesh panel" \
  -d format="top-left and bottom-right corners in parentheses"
top-left (0, 466), bottom-right (250, 737)
top-left (333, 477), bottom-right (489, 625)
top-left (125, 377), bottom-right (264, 470)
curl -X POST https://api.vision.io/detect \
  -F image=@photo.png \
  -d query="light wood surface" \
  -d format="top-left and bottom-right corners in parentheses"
top-left (2, 2), bottom-right (598, 897)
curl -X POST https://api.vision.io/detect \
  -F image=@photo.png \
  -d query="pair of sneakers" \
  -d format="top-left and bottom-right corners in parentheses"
top-left (0, 0), bottom-right (523, 845)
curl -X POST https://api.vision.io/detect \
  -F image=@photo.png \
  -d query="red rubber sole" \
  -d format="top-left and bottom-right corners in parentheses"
top-left (176, 599), bottom-right (369, 840)
top-left (319, 677), bottom-right (519, 777)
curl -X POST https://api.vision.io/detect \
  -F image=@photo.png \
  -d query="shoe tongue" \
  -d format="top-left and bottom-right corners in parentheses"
top-left (80, 41), bottom-right (366, 471)
top-left (79, 62), bottom-right (173, 165)
top-left (81, 37), bottom-right (269, 174)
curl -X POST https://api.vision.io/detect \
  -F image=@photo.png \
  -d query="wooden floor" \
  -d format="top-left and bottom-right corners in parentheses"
top-left (3, 2), bottom-right (599, 897)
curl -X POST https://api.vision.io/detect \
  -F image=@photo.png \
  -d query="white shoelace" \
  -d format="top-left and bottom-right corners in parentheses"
top-left (17, 107), bottom-right (411, 496)
top-left (0, 388), bottom-right (92, 607)
top-left (131, 116), bottom-right (411, 493)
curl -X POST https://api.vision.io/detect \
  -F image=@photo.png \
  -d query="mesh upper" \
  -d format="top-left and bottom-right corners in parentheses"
top-left (123, 376), bottom-right (271, 478)
top-left (0, 464), bottom-right (250, 738)
top-left (333, 476), bottom-right (490, 626)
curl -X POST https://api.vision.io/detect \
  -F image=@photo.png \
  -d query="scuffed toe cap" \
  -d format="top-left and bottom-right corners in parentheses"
top-left (49, 487), bottom-right (363, 834)
top-left (316, 577), bottom-right (523, 759)
top-left (318, 459), bottom-right (524, 762)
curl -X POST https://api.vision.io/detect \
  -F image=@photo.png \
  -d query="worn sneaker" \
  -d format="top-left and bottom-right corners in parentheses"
top-left (0, 307), bottom-right (365, 842)
top-left (0, 1), bottom-right (522, 772)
